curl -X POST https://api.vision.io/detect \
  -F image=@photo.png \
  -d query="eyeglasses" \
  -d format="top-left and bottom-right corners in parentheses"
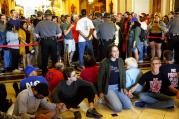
top-left (151, 63), bottom-right (161, 65)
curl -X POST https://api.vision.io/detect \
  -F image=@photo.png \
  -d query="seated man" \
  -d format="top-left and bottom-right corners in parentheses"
top-left (13, 83), bottom-right (66, 119)
top-left (51, 67), bottom-right (102, 119)
top-left (129, 57), bottom-right (179, 109)
top-left (160, 50), bottom-right (179, 95)
top-left (46, 62), bottom-right (64, 92)
top-left (20, 65), bottom-right (48, 91)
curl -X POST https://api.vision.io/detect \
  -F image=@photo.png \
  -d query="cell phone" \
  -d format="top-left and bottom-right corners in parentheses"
top-left (111, 113), bottom-right (118, 117)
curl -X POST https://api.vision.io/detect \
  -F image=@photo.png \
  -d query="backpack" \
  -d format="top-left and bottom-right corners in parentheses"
top-left (139, 28), bottom-right (147, 42)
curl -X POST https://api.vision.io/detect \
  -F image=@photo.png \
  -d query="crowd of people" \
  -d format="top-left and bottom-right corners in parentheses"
top-left (0, 7), bottom-right (179, 119)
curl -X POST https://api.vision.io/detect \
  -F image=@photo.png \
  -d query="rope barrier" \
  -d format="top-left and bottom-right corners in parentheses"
top-left (0, 36), bottom-right (168, 48)
top-left (0, 42), bottom-right (39, 48)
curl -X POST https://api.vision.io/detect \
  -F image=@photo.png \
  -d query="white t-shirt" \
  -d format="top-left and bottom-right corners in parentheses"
top-left (76, 17), bottom-right (95, 42)
top-left (6, 31), bottom-right (19, 49)
top-left (140, 21), bottom-right (147, 30)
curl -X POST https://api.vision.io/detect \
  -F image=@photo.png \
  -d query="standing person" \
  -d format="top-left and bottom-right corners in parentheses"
top-left (8, 9), bottom-right (20, 30)
top-left (129, 57), bottom-right (179, 109)
top-left (76, 9), bottom-right (95, 69)
top-left (167, 8), bottom-right (179, 64)
top-left (71, 14), bottom-right (79, 62)
top-left (139, 13), bottom-right (148, 62)
top-left (98, 45), bottom-right (131, 112)
top-left (61, 15), bottom-right (76, 65)
top-left (97, 13), bottom-right (116, 60)
top-left (148, 14), bottom-right (168, 58)
top-left (6, 23), bottom-right (20, 71)
top-left (160, 50), bottom-right (179, 95)
top-left (34, 10), bottom-right (62, 76)
top-left (0, 14), bottom-right (9, 71)
top-left (92, 12), bottom-right (103, 61)
top-left (32, 11), bottom-right (43, 27)
top-left (18, 21), bottom-right (32, 69)
top-left (52, 67), bottom-right (102, 119)
top-left (13, 83), bottom-right (66, 119)
top-left (128, 21), bottom-right (141, 62)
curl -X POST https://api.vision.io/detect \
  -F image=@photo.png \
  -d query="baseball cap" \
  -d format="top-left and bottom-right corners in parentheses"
top-left (25, 65), bottom-right (39, 76)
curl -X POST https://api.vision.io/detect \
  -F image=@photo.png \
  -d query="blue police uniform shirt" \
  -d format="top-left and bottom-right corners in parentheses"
top-left (20, 76), bottom-right (48, 91)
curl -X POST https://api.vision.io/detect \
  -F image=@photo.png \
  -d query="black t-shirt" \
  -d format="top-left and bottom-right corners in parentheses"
top-left (54, 79), bottom-right (96, 99)
top-left (160, 64), bottom-right (179, 89)
top-left (109, 60), bottom-right (120, 85)
top-left (138, 71), bottom-right (171, 93)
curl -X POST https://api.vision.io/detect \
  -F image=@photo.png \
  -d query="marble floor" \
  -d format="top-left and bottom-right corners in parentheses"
top-left (5, 82), bottom-right (179, 119)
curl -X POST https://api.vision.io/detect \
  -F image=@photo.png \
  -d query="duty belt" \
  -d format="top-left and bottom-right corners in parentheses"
top-left (42, 36), bottom-right (57, 40)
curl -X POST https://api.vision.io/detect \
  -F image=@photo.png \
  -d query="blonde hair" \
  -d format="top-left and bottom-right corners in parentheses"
top-left (125, 57), bottom-right (138, 69)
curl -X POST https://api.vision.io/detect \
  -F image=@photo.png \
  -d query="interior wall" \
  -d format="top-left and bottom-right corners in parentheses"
top-left (132, 0), bottom-right (150, 15)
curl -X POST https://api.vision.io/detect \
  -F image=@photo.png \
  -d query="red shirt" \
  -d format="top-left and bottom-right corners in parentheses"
top-left (72, 23), bottom-right (79, 43)
top-left (80, 65), bottom-right (99, 84)
top-left (45, 68), bottom-right (64, 91)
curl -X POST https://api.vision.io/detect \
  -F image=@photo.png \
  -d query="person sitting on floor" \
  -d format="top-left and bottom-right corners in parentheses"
top-left (51, 67), bottom-right (102, 119)
top-left (98, 45), bottom-right (132, 112)
top-left (160, 50), bottom-right (179, 95)
top-left (20, 65), bottom-right (48, 91)
top-left (125, 57), bottom-right (143, 95)
top-left (13, 83), bottom-right (66, 119)
top-left (46, 62), bottom-right (65, 92)
top-left (129, 57), bottom-right (179, 109)
top-left (80, 53), bottom-right (99, 91)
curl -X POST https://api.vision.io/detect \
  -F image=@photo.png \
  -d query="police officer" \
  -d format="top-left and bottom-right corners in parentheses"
top-left (168, 8), bottom-right (179, 64)
top-left (34, 10), bottom-right (62, 76)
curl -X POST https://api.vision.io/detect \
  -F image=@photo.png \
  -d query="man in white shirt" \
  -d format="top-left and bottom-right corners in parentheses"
top-left (76, 9), bottom-right (95, 69)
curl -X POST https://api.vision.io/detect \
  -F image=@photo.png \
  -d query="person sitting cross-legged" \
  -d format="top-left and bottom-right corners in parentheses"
top-left (51, 67), bottom-right (102, 119)
top-left (129, 57), bottom-right (179, 109)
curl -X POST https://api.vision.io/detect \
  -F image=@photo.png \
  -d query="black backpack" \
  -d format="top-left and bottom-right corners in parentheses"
top-left (140, 28), bottom-right (147, 42)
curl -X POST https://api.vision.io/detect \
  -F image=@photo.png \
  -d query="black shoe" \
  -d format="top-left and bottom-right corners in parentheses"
top-left (74, 111), bottom-right (81, 119)
top-left (167, 106), bottom-right (175, 109)
top-left (86, 108), bottom-right (103, 118)
top-left (134, 101), bottom-right (146, 108)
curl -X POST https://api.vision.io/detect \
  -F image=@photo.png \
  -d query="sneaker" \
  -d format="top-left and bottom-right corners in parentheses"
top-left (134, 101), bottom-right (146, 108)
top-left (74, 111), bottom-right (82, 119)
top-left (86, 108), bottom-right (103, 118)
top-left (138, 60), bottom-right (143, 63)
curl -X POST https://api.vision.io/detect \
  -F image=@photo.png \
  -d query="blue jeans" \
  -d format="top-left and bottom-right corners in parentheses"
top-left (105, 84), bottom-right (132, 112)
top-left (137, 41), bottom-right (144, 61)
top-left (78, 41), bottom-right (94, 66)
top-left (3, 49), bottom-right (11, 68)
top-left (139, 92), bottom-right (175, 109)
